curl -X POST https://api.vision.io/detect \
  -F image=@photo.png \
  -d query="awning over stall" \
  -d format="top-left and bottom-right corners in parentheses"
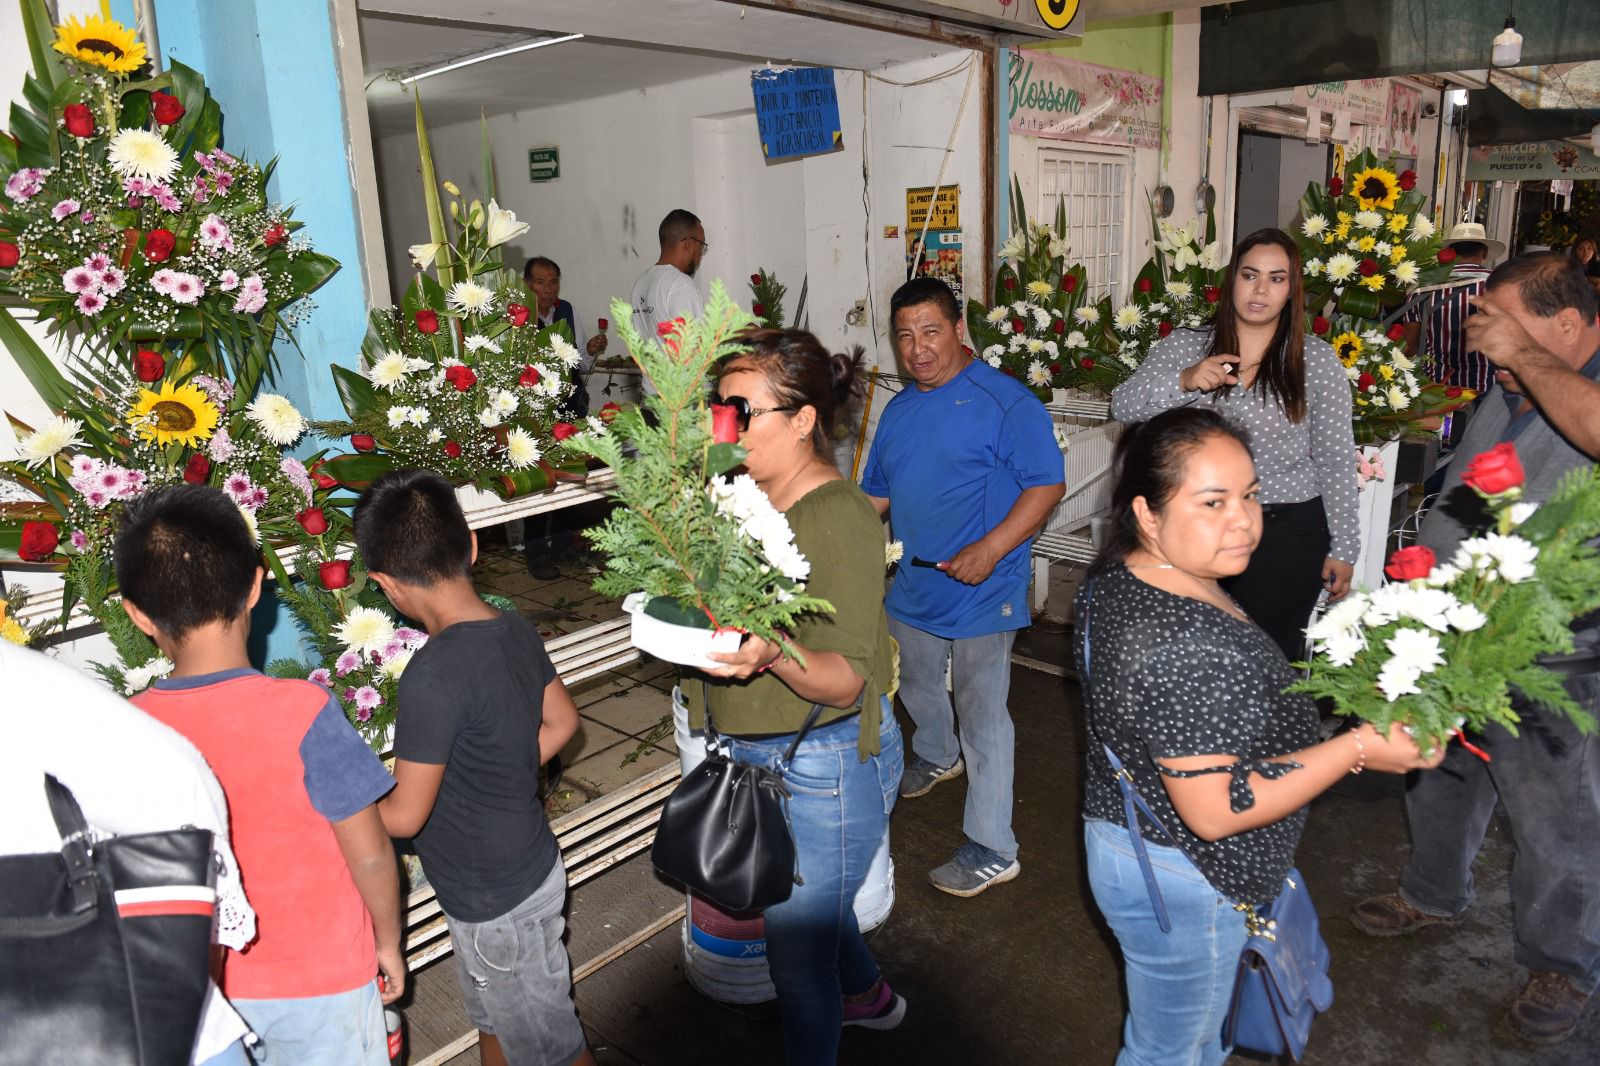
top-left (1467, 85), bottom-right (1595, 147)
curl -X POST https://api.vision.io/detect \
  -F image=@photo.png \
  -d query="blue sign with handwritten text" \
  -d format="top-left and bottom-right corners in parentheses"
top-left (751, 67), bottom-right (843, 161)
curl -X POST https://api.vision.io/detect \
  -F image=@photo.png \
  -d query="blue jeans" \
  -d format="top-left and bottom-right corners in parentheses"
top-left (234, 980), bottom-right (387, 1066)
top-left (1399, 676), bottom-right (1600, 992)
top-left (724, 701), bottom-right (903, 1066)
top-left (1085, 818), bottom-right (1248, 1066)
top-left (888, 617), bottom-right (1018, 859)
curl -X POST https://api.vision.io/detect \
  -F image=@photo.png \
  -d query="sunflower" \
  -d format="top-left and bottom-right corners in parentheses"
top-left (128, 381), bottom-right (219, 448)
top-left (1351, 167), bottom-right (1401, 211)
top-left (52, 11), bottom-right (147, 75)
top-left (1332, 331), bottom-right (1364, 367)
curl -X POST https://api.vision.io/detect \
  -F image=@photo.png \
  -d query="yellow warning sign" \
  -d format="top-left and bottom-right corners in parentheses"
top-left (905, 186), bottom-right (960, 232)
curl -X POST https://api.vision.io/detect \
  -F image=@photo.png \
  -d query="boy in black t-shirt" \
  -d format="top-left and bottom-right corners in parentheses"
top-left (354, 469), bottom-right (596, 1066)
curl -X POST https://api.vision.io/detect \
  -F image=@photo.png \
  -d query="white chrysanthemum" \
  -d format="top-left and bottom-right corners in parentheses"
top-left (983, 344), bottom-right (1005, 361)
top-left (236, 504), bottom-right (259, 545)
top-left (367, 351), bottom-right (419, 390)
top-left (122, 656), bottom-right (175, 695)
top-left (1011, 301), bottom-right (1028, 316)
top-left (1166, 280), bottom-right (1192, 298)
top-left (246, 393), bottom-right (307, 445)
top-left (1326, 253), bottom-right (1359, 282)
top-left (1409, 214), bottom-right (1436, 239)
top-left (1392, 350), bottom-right (1415, 371)
top-left (446, 280), bottom-right (494, 315)
top-left (107, 128), bottom-right (179, 182)
top-left (1423, 563), bottom-right (1462, 588)
top-left (1391, 586), bottom-right (1458, 631)
top-left (998, 319), bottom-right (1014, 336)
top-left (1393, 260), bottom-right (1420, 285)
top-left (1074, 305), bottom-right (1100, 325)
top-left (386, 406), bottom-right (409, 429)
top-left (1113, 304), bottom-right (1144, 332)
top-left (1305, 258), bottom-right (1326, 277)
top-left (1472, 532), bottom-right (1539, 584)
top-left (335, 606), bottom-right (397, 659)
top-left (426, 427), bottom-right (445, 444)
top-left (505, 427), bottom-right (540, 469)
top-left (549, 334), bottom-right (582, 368)
top-left (1306, 593), bottom-right (1370, 641)
top-left (1027, 360), bottom-right (1050, 387)
top-left (464, 334), bottom-right (502, 355)
top-left (984, 352), bottom-right (1003, 369)
top-left (478, 407), bottom-right (502, 428)
top-left (985, 306), bottom-right (1008, 325)
top-left (1318, 628), bottom-right (1366, 667)
top-left (1026, 280), bottom-right (1053, 298)
top-left (885, 540), bottom-right (904, 566)
top-left (1387, 626), bottom-right (1445, 674)
top-left (1025, 338), bottom-right (1044, 355)
top-left (1376, 659), bottom-right (1423, 703)
top-left (1386, 385), bottom-right (1408, 409)
top-left (16, 414), bottom-right (84, 468)
top-left (1031, 306), bottom-right (1051, 330)
top-left (708, 473), bottom-right (810, 582)
top-left (1375, 241), bottom-right (1393, 257)
top-left (1301, 214), bottom-right (1328, 238)
top-left (1445, 602), bottom-right (1487, 632)
top-left (1354, 210), bottom-right (1384, 231)
top-left (491, 388), bottom-right (518, 416)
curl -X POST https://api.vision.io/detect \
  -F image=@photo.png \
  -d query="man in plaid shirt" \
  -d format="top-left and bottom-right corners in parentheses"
top-left (1403, 223), bottom-right (1504, 393)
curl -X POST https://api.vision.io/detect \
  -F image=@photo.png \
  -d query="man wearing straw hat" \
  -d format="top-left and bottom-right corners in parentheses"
top-left (1403, 222), bottom-right (1506, 397)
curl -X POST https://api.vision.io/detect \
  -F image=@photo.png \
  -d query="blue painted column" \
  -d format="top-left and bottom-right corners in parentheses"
top-left (117, 0), bottom-right (374, 664)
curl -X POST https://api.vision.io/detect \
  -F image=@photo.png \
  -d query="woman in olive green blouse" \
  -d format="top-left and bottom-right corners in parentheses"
top-left (690, 328), bottom-right (905, 1062)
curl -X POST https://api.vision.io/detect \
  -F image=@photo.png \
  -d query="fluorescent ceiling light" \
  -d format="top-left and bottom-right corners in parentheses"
top-left (401, 33), bottom-right (584, 84)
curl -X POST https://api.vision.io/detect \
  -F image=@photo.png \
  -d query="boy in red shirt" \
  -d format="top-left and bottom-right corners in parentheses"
top-left (117, 485), bottom-right (403, 1066)
top-left (354, 469), bottom-right (596, 1066)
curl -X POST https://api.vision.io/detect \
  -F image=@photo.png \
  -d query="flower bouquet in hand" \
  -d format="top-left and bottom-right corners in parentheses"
top-left (1313, 313), bottom-right (1475, 443)
top-left (1292, 443), bottom-right (1600, 753)
top-left (562, 280), bottom-right (832, 667)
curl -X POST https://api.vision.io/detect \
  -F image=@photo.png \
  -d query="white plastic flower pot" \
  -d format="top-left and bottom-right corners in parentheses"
top-left (623, 593), bottom-right (742, 669)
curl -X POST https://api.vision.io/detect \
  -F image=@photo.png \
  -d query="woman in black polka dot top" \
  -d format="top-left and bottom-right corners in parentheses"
top-left (1111, 228), bottom-right (1359, 662)
top-left (1074, 408), bottom-right (1440, 1066)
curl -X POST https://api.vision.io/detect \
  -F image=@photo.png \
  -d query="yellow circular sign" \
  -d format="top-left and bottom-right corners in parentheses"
top-left (1036, 0), bottom-right (1080, 31)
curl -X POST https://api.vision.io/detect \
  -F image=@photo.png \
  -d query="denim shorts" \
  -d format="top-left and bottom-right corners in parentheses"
top-left (234, 979), bottom-right (387, 1066)
top-left (444, 861), bottom-right (587, 1066)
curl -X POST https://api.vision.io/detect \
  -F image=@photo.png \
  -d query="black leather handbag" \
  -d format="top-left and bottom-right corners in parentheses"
top-left (651, 684), bottom-right (828, 912)
top-left (0, 775), bottom-right (218, 1066)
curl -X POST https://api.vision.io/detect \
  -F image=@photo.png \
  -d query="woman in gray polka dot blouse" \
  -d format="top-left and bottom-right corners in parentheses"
top-left (1075, 409), bottom-right (1441, 1066)
top-left (1112, 228), bottom-right (1359, 661)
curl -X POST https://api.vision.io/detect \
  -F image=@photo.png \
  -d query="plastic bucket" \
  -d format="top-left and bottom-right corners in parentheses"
top-left (670, 690), bottom-right (895, 1004)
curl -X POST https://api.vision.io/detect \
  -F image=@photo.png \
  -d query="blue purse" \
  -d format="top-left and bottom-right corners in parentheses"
top-left (1083, 580), bottom-right (1334, 1061)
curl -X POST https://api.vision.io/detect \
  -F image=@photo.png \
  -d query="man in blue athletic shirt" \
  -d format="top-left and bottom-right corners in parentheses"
top-left (862, 277), bottom-right (1065, 897)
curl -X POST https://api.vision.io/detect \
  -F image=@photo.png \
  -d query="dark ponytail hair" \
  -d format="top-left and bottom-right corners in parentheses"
top-left (718, 328), bottom-right (865, 459)
top-left (1092, 408), bottom-right (1254, 572)
top-left (1208, 227), bottom-right (1308, 422)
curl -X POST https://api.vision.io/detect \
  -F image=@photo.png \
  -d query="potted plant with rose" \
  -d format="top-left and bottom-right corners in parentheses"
top-left (562, 281), bottom-right (832, 667)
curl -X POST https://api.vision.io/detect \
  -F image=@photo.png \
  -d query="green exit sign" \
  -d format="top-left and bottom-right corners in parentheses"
top-left (528, 147), bottom-right (559, 183)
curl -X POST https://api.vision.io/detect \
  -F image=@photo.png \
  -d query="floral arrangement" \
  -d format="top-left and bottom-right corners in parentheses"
top-left (319, 120), bottom-right (585, 497)
top-left (563, 281), bottom-right (831, 658)
top-left (0, 587), bottom-right (54, 646)
top-left (1310, 312), bottom-right (1475, 443)
top-left (1293, 443), bottom-right (1600, 751)
top-left (1355, 446), bottom-right (1388, 486)
top-left (1294, 149), bottom-right (1453, 320)
top-left (965, 177), bottom-right (1097, 398)
top-left (1531, 208), bottom-right (1579, 251)
top-left (748, 269), bottom-right (787, 329)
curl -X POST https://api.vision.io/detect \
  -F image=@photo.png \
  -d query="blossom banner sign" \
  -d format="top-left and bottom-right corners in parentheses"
top-left (1292, 79), bottom-right (1389, 126)
top-left (1006, 50), bottom-right (1162, 149)
top-left (751, 67), bottom-right (843, 161)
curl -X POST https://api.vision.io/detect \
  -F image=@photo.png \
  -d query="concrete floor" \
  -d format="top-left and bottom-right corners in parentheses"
top-left (403, 545), bottom-right (1600, 1065)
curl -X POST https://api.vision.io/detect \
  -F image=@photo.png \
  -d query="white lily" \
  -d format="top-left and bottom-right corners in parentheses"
top-left (483, 199), bottom-right (530, 248)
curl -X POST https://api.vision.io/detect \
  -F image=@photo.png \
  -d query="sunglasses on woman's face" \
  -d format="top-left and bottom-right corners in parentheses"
top-left (709, 393), bottom-right (796, 432)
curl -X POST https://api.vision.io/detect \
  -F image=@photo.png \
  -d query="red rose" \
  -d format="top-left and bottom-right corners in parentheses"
top-left (63, 103), bottom-right (94, 139)
top-left (1011, 318), bottom-right (1026, 333)
top-left (1204, 286), bottom-right (1221, 303)
top-left (1003, 277), bottom-right (1016, 291)
top-left (1358, 371), bottom-right (1376, 391)
top-left (444, 364), bottom-right (477, 391)
top-left (443, 440), bottom-right (461, 459)
top-left (1136, 277), bottom-right (1153, 293)
top-left (19, 520), bottom-right (58, 562)
top-left (183, 453), bottom-right (210, 484)
top-left (143, 228), bottom-right (176, 263)
top-left (1051, 319), bottom-right (1065, 335)
top-left (1063, 274), bottom-right (1079, 294)
top-left (1438, 247), bottom-right (1457, 264)
top-left (518, 365), bottom-right (541, 387)
top-left (657, 317), bottom-right (685, 338)
top-left (507, 303), bottom-right (530, 327)
top-left (750, 273), bottom-right (762, 286)
top-left (351, 433), bottom-right (376, 452)
top-left (263, 223), bottom-right (288, 247)
top-left (1157, 321), bottom-right (1174, 338)
top-left (1081, 357), bottom-right (1096, 370)
top-left (710, 404), bottom-right (740, 444)
top-left (598, 402), bottom-right (621, 424)
top-left (151, 91), bottom-right (185, 125)
top-left (1049, 362), bottom-right (1062, 375)
top-left (552, 421), bottom-right (579, 441)
top-left (1445, 386), bottom-right (1463, 399)
top-left (597, 318), bottom-right (608, 332)
top-left (1328, 177), bottom-right (1344, 196)
top-left (133, 348), bottom-right (164, 382)
top-left (1384, 545), bottom-right (1437, 582)
top-left (1387, 323), bottom-right (1406, 342)
top-left (309, 460), bottom-right (338, 489)
top-left (1461, 441), bottom-right (1525, 497)
top-left (414, 309), bottom-right (439, 334)
top-left (296, 507), bottom-right (329, 536)
top-left (318, 559), bottom-right (352, 590)
top-left (1358, 258), bottom-right (1379, 277)
top-left (1312, 315), bottom-right (1331, 335)
top-left (1002, 367), bottom-right (1016, 377)
top-left (1398, 169), bottom-right (1417, 191)
top-left (0, 242), bottom-right (18, 268)
top-left (752, 302), bottom-right (766, 316)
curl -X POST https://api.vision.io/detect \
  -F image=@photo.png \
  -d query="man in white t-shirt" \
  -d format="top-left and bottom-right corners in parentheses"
top-left (0, 642), bottom-right (257, 1065)
top-left (629, 209), bottom-right (707, 395)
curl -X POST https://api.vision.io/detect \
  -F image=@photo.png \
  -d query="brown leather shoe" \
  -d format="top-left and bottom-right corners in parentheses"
top-left (1349, 892), bottom-right (1463, 937)
top-left (1503, 971), bottom-right (1592, 1046)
